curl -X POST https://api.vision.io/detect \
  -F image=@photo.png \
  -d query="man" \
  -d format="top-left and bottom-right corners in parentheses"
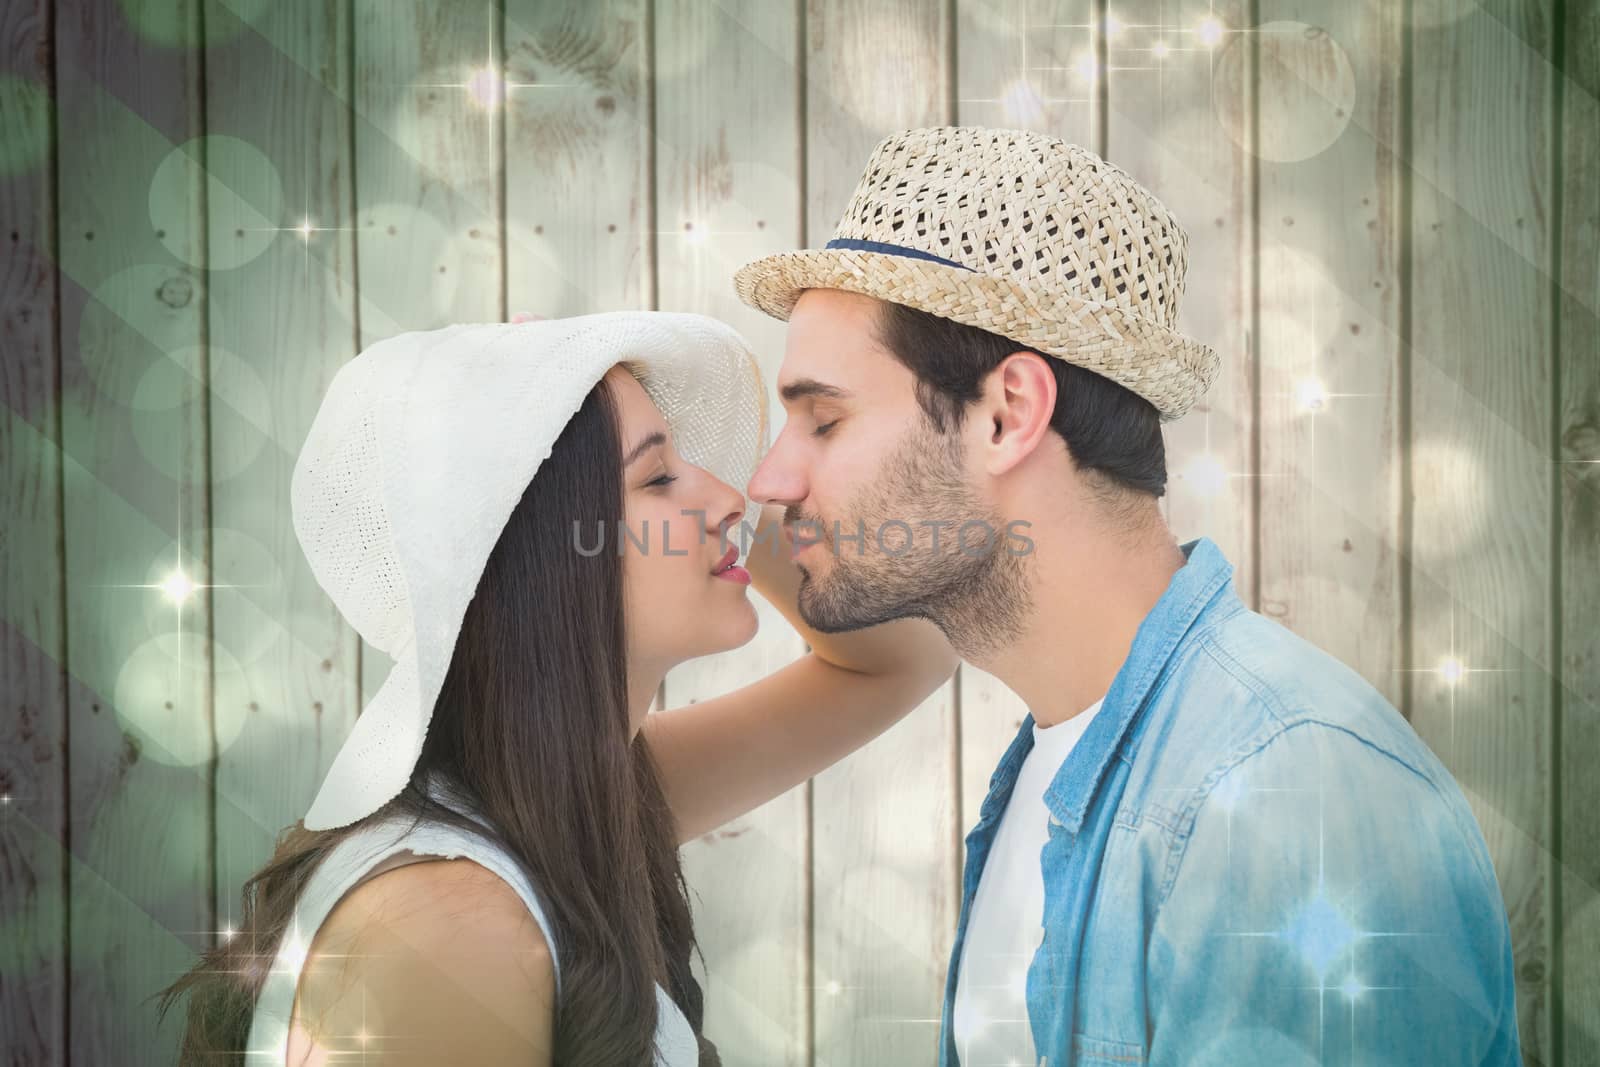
top-left (732, 126), bottom-right (1520, 1066)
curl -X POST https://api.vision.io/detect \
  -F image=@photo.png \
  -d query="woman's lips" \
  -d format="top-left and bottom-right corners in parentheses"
top-left (713, 564), bottom-right (751, 585)
top-left (711, 545), bottom-right (750, 584)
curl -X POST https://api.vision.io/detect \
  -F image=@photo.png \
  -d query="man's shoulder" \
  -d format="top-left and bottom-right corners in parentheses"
top-left (1132, 608), bottom-right (1466, 844)
top-left (1174, 606), bottom-right (1440, 766)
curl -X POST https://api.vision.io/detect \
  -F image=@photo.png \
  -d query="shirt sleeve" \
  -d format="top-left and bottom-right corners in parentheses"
top-left (1143, 721), bottom-right (1522, 1067)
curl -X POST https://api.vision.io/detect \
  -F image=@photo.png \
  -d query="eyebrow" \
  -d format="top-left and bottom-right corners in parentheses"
top-left (623, 430), bottom-right (667, 468)
top-left (778, 379), bottom-right (852, 405)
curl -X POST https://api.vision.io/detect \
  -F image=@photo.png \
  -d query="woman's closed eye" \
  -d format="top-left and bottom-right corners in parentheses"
top-left (812, 420), bottom-right (839, 438)
top-left (647, 472), bottom-right (679, 489)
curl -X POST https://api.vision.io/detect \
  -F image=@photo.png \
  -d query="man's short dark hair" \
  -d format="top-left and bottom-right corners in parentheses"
top-left (873, 299), bottom-right (1169, 507)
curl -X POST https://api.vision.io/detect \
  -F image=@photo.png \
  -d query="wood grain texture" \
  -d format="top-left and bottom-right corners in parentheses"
top-left (353, 0), bottom-right (505, 702)
top-left (1107, 0), bottom-right (1257, 607)
top-left (201, 0), bottom-right (362, 933)
top-left (1254, 2), bottom-right (1404, 706)
top-left (504, 0), bottom-right (649, 313)
top-left (0, 1), bottom-right (65, 1062)
top-left (352, 0), bottom-right (505, 337)
top-left (1558, 0), bottom-right (1600, 1059)
top-left (651, 1), bottom-right (810, 1062)
top-left (952, 0), bottom-right (1101, 878)
top-left (804, 3), bottom-right (961, 1063)
top-left (55, 0), bottom-right (212, 1061)
top-left (1409, 0), bottom-right (1556, 1060)
top-left (16, 4), bottom-right (1591, 1063)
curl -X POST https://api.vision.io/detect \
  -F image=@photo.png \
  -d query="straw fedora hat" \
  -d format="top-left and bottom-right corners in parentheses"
top-left (733, 126), bottom-right (1218, 422)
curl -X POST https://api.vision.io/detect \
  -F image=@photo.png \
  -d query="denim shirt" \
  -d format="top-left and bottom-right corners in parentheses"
top-left (938, 536), bottom-right (1521, 1066)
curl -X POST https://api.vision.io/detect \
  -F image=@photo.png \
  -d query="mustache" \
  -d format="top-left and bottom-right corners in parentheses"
top-left (782, 507), bottom-right (832, 545)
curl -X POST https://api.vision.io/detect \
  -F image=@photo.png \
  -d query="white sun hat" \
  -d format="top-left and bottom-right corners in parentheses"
top-left (291, 312), bottom-right (770, 830)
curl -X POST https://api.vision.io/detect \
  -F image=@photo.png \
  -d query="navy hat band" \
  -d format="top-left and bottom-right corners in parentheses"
top-left (823, 237), bottom-right (975, 273)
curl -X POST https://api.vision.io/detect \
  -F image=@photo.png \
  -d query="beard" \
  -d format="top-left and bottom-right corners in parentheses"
top-left (790, 413), bottom-right (1032, 661)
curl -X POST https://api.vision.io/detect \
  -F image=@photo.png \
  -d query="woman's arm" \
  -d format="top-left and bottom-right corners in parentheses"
top-left (641, 504), bottom-right (959, 843)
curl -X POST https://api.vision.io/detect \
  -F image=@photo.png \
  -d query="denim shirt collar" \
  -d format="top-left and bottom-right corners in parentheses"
top-left (1028, 535), bottom-right (1236, 833)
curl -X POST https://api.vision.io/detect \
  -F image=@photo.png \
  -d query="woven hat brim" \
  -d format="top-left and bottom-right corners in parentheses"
top-left (295, 313), bottom-right (771, 832)
top-left (302, 639), bottom-right (420, 830)
top-left (733, 248), bottom-right (1219, 423)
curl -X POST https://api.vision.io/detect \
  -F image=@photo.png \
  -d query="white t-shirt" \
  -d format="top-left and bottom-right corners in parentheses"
top-left (952, 696), bottom-right (1105, 1066)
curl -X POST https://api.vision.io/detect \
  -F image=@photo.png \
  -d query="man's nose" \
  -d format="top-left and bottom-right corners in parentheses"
top-left (747, 431), bottom-right (808, 507)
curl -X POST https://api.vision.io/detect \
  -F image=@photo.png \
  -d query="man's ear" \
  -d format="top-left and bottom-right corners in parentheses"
top-left (977, 352), bottom-right (1059, 477)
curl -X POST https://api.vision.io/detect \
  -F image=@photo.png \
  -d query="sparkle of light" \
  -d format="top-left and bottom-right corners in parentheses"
top-left (1074, 53), bottom-right (1098, 81)
top-left (250, 1039), bottom-right (291, 1061)
top-left (1340, 975), bottom-right (1364, 1000)
top-left (1179, 453), bottom-right (1229, 498)
top-left (296, 218), bottom-right (314, 239)
top-left (1197, 16), bottom-right (1225, 47)
top-left (1296, 377), bottom-right (1329, 413)
top-left (999, 77), bottom-right (1047, 126)
top-left (220, 924), bottom-right (236, 942)
top-left (683, 223), bottom-right (709, 246)
top-left (1152, 41), bottom-right (1171, 59)
top-left (1437, 655), bottom-right (1466, 685)
top-left (824, 979), bottom-right (842, 996)
top-left (468, 66), bottom-right (505, 109)
top-left (357, 1029), bottom-right (372, 1046)
top-left (1104, 13), bottom-right (1123, 36)
top-left (281, 934), bottom-right (309, 971)
top-left (160, 568), bottom-right (196, 605)
top-left (1284, 894), bottom-right (1358, 976)
top-left (1213, 770), bottom-right (1246, 811)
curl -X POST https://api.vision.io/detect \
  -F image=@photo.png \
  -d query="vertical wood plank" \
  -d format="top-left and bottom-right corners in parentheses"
top-left (0, 0), bottom-right (66, 1062)
top-left (503, 0), bottom-right (649, 314)
top-left (952, 0), bottom-right (1102, 868)
top-left (353, 0), bottom-right (505, 701)
top-left (1408, 0), bottom-right (1555, 1060)
top-left (54, 0), bottom-right (213, 1061)
top-left (1558, 0), bottom-right (1600, 1059)
top-left (1106, 0), bottom-right (1257, 607)
top-left (201, 0), bottom-right (362, 926)
top-left (651, 1), bottom-right (809, 1062)
top-left (804, 3), bottom-right (960, 1062)
top-left (1252, 3), bottom-right (1404, 702)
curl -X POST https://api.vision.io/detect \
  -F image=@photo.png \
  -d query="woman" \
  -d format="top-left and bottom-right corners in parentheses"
top-left (155, 312), bottom-right (956, 1064)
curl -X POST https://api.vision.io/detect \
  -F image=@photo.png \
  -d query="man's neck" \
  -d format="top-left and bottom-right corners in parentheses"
top-left (969, 518), bottom-right (1188, 729)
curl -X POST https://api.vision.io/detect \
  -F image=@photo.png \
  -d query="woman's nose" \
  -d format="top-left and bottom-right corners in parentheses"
top-left (704, 475), bottom-right (745, 539)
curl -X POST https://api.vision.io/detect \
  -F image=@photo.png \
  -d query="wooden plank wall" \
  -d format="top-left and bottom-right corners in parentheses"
top-left (803, 5), bottom-right (961, 1065)
top-left (55, 1), bottom-right (214, 1062)
top-left (203, 0), bottom-right (362, 955)
top-left (650, 1), bottom-right (810, 1060)
top-left (1557, 2), bottom-right (1599, 1064)
top-left (1, 0), bottom-right (66, 1061)
top-left (1410, 0), bottom-right (1556, 1057)
top-left (0, 1), bottom-right (1594, 1065)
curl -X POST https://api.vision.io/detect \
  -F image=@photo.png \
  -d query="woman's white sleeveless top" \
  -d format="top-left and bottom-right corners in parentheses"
top-left (245, 784), bottom-right (698, 1064)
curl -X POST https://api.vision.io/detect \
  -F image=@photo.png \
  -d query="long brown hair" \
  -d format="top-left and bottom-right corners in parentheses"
top-left (156, 372), bottom-right (719, 1064)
